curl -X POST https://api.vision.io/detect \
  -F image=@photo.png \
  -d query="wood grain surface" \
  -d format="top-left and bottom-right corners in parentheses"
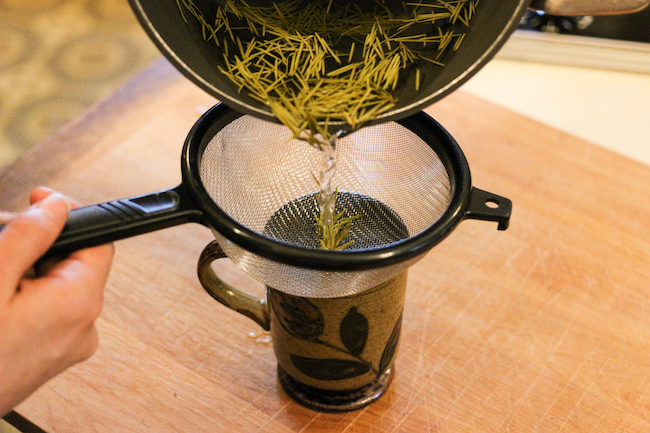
top-left (1, 58), bottom-right (649, 432)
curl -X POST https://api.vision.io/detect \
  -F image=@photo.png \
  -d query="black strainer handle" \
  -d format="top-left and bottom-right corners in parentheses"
top-left (15, 185), bottom-right (203, 260)
top-left (464, 188), bottom-right (512, 230)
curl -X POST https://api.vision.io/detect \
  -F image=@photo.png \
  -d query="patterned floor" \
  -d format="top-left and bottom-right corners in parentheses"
top-left (0, 0), bottom-right (161, 169)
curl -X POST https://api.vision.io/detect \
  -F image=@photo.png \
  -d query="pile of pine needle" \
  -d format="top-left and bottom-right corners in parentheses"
top-left (178, 0), bottom-right (479, 147)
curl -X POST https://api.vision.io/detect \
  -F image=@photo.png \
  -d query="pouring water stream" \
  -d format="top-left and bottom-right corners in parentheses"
top-left (317, 133), bottom-right (341, 233)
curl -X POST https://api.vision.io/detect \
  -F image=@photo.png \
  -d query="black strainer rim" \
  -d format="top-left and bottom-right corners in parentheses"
top-left (182, 103), bottom-right (472, 272)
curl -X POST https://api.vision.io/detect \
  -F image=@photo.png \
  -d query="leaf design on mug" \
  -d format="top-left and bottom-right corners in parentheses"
top-left (290, 354), bottom-right (370, 381)
top-left (379, 311), bottom-right (403, 374)
top-left (268, 290), bottom-right (324, 341)
top-left (340, 307), bottom-right (369, 356)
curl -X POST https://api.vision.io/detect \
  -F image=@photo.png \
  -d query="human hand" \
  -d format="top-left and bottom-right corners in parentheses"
top-left (0, 187), bottom-right (114, 416)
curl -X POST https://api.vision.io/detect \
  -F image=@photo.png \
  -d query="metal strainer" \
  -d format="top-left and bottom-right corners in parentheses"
top-left (23, 103), bottom-right (510, 297)
top-left (200, 112), bottom-right (455, 296)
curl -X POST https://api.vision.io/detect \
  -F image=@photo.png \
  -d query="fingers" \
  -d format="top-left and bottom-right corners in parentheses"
top-left (0, 191), bottom-right (71, 299)
top-left (27, 187), bottom-right (114, 279)
top-left (0, 211), bottom-right (16, 224)
top-left (29, 186), bottom-right (58, 206)
top-left (69, 243), bottom-right (115, 281)
top-left (18, 187), bottom-right (114, 301)
top-left (29, 186), bottom-right (81, 209)
top-left (37, 242), bottom-right (114, 307)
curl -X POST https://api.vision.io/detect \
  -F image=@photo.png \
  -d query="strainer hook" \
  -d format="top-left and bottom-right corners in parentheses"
top-left (464, 188), bottom-right (512, 230)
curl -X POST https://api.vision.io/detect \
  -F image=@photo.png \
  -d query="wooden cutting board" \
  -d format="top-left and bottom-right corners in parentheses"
top-left (1, 58), bottom-right (649, 432)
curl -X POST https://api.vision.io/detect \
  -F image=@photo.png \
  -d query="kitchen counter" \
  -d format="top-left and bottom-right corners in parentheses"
top-left (1, 58), bottom-right (650, 432)
top-left (463, 31), bottom-right (650, 166)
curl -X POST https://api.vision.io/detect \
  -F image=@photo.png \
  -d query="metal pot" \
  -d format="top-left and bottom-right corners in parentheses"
top-left (128, 0), bottom-right (648, 125)
top-left (531, 0), bottom-right (648, 15)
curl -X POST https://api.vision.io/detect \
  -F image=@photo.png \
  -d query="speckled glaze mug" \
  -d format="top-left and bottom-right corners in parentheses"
top-left (198, 241), bottom-right (406, 412)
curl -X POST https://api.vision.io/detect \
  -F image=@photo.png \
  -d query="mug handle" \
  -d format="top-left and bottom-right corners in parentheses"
top-left (197, 241), bottom-right (270, 330)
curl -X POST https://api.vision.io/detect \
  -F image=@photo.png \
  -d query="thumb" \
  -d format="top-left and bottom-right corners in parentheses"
top-left (0, 193), bottom-right (71, 297)
top-left (0, 211), bottom-right (16, 224)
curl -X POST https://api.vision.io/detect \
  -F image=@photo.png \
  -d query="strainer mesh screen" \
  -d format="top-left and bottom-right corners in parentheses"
top-left (199, 115), bottom-right (452, 297)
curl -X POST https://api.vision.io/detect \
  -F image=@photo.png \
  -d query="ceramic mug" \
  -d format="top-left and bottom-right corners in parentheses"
top-left (197, 241), bottom-right (407, 412)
